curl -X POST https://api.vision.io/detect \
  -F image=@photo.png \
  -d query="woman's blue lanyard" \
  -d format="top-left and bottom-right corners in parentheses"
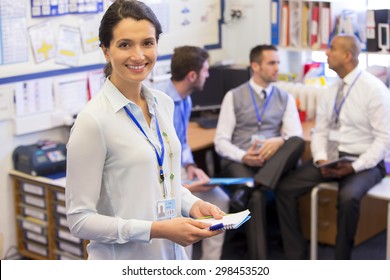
top-left (123, 106), bottom-right (167, 197)
top-left (248, 83), bottom-right (273, 130)
top-left (333, 71), bottom-right (362, 124)
top-left (180, 99), bottom-right (189, 144)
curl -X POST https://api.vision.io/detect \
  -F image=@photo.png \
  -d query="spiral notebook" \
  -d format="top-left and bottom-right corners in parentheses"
top-left (197, 209), bottom-right (251, 231)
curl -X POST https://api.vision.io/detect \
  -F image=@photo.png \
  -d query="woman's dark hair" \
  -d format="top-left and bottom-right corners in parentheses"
top-left (99, 0), bottom-right (163, 77)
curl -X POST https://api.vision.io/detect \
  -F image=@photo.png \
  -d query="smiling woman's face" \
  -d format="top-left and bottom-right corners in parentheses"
top-left (102, 18), bottom-right (158, 89)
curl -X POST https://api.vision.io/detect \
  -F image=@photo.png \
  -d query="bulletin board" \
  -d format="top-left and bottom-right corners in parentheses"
top-left (0, 0), bottom-right (224, 135)
top-left (0, 0), bottom-right (224, 81)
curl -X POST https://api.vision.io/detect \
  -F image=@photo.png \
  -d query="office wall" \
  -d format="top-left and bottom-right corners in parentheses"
top-left (220, 0), bottom-right (271, 65)
top-left (0, 0), bottom-right (271, 258)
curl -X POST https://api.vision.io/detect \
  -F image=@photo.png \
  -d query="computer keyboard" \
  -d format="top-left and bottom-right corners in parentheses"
top-left (193, 116), bottom-right (219, 129)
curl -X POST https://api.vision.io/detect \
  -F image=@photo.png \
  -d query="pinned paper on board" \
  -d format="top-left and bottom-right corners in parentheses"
top-left (55, 25), bottom-right (81, 66)
top-left (29, 21), bottom-right (56, 63)
top-left (0, 17), bottom-right (29, 65)
top-left (79, 14), bottom-right (101, 53)
top-left (14, 78), bottom-right (54, 117)
top-left (54, 74), bottom-right (88, 115)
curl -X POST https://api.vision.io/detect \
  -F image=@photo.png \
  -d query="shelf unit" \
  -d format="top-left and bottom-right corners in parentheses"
top-left (271, 1), bottom-right (390, 243)
top-left (10, 170), bottom-right (87, 260)
top-left (272, 0), bottom-right (390, 80)
top-left (273, 0), bottom-right (367, 50)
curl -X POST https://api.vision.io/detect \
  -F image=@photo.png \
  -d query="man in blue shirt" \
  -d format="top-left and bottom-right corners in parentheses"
top-left (155, 46), bottom-right (230, 260)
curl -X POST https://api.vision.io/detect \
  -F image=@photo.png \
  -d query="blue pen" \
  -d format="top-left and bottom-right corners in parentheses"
top-left (209, 223), bottom-right (224, 231)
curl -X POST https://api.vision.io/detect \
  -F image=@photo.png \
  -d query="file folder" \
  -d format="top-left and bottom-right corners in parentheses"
top-left (301, 3), bottom-right (310, 47)
top-left (320, 4), bottom-right (331, 49)
top-left (271, 0), bottom-right (280, 45)
top-left (280, 2), bottom-right (290, 47)
top-left (310, 3), bottom-right (320, 49)
top-left (289, 1), bottom-right (301, 47)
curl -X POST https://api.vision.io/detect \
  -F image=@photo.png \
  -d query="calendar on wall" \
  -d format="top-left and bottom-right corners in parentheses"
top-left (31, 0), bottom-right (104, 18)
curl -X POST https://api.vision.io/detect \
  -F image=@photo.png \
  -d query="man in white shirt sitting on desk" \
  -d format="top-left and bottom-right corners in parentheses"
top-left (275, 34), bottom-right (390, 260)
top-left (155, 46), bottom-right (229, 260)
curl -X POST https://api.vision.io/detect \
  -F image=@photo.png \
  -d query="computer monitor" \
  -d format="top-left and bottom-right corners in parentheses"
top-left (378, 23), bottom-right (390, 52)
top-left (191, 65), bottom-right (251, 112)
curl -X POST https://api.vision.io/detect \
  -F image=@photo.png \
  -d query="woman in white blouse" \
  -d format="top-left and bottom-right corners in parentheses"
top-left (66, 0), bottom-right (223, 260)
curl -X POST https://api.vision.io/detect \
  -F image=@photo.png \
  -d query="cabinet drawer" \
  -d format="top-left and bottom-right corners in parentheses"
top-left (57, 240), bottom-right (84, 257)
top-left (53, 203), bottom-right (66, 216)
top-left (20, 204), bottom-right (47, 221)
top-left (20, 182), bottom-right (46, 196)
top-left (24, 230), bottom-right (48, 245)
top-left (18, 217), bottom-right (47, 235)
top-left (21, 194), bottom-right (46, 209)
top-left (52, 189), bottom-right (66, 203)
top-left (54, 214), bottom-right (69, 228)
top-left (56, 228), bottom-right (82, 245)
top-left (55, 249), bottom-right (83, 260)
top-left (24, 241), bottom-right (48, 257)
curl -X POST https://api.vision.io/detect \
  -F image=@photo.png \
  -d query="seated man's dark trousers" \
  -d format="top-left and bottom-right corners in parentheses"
top-left (275, 153), bottom-right (386, 260)
top-left (220, 136), bottom-right (305, 259)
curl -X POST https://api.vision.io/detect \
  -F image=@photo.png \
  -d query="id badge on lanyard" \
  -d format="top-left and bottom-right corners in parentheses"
top-left (156, 199), bottom-right (177, 220)
top-left (251, 133), bottom-right (266, 148)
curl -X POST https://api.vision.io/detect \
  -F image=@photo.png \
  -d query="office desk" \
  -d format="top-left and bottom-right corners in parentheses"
top-left (188, 122), bottom-right (216, 152)
top-left (188, 121), bottom-right (314, 152)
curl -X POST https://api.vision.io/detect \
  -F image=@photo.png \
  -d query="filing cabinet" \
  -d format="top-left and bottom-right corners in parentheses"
top-left (10, 170), bottom-right (88, 260)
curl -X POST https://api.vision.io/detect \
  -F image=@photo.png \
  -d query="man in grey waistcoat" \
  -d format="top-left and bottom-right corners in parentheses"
top-left (214, 45), bottom-right (304, 259)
